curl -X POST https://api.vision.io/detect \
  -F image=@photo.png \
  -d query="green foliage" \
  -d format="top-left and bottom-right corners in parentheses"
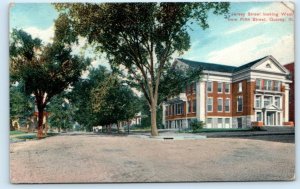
top-left (69, 66), bottom-right (141, 131)
top-left (54, 3), bottom-right (230, 135)
top-left (10, 28), bottom-right (90, 132)
top-left (91, 74), bottom-right (141, 126)
top-left (10, 82), bottom-right (35, 125)
top-left (47, 93), bottom-right (75, 131)
top-left (190, 119), bottom-right (204, 132)
top-left (10, 130), bottom-right (27, 135)
top-left (159, 65), bottom-right (202, 104)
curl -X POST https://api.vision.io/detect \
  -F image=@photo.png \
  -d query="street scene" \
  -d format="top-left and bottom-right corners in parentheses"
top-left (10, 128), bottom-right (295, 183)
top-left (9, 2), bottom-right (295, 183)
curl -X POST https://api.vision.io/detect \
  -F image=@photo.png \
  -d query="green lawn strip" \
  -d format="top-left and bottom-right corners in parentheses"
top-left (13, 132), bottom-right (59, 140)
top-left (9, 130), bottom-right (27, 135)
top-left (179, 127), bottom-right (266, 133)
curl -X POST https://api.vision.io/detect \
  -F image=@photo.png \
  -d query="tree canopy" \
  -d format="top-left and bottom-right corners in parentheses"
top-left (68, 66), bottom-right (141, 131)
top-left (9, 29), bottom-right (90, 137)
top-left (54, 2), bottom-right (230, 136)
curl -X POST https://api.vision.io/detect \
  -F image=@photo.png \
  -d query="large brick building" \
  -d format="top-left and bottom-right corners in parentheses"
top-left (162, 55), bottom-right (292, 129)
top-left (284, 63), bottom-right (295, 123)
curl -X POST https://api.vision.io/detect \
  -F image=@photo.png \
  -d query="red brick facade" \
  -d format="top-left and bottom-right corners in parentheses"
top-left (284, 63), bottom-right (294, 122)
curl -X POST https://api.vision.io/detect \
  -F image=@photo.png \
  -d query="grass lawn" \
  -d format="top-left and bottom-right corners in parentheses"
top-left (10, 131), bottom-right (59, 142)
top-left (179, 127), bottom-right (266, 133)
top-left (9, 130), bottom-right (27, 135)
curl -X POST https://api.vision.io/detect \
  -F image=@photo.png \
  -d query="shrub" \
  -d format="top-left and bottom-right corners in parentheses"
top-left (190, 119), bottom-right (204, 132)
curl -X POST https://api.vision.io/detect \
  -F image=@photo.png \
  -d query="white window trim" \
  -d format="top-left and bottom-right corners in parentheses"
top-left (256, 79), bottom-right (261, 90)
top-left (192, 99), bottom-right (196, 113)
top-left (274, 96), bottom-right (281, 108)
top-left (217, 82), bottom-right (223, 93)
top-left (225, 83), bottom-right (230, 94)
top-left (217, 98), bottom-right (223, 112)
top-left (207, 97), bottom-right (213, 112)
top-left (225, 98), bottom-right (230, 112)
top-left (217, 118), bottom-right (223, 128)
top-left (237, 96), bottom-right (243, 112)
top-left (255, 95), bottom-right (262, 108)
top-left (274, 81), bottom-right (281, 91)
top-left (238, 82), bottom-right (242, 92)
top-left (207, 81), bottom-right (213, 93)
top-left (256, 111), bottom-right (262, 122)
top-left (206, 118), bottom-right (213, 128)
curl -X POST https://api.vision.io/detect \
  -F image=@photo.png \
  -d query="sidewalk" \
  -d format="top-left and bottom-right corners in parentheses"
top-left (202, 126), bottom-right (295, 138)
top-left (130, 126), bottom-right (295, 139)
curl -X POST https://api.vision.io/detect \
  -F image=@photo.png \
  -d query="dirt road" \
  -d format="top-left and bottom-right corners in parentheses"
top-left (10, 134), bottom-right (295, 183)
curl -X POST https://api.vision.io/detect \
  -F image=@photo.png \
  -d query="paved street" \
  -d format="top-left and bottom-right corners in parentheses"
top-left (10, 133), bottom-right (295, 183)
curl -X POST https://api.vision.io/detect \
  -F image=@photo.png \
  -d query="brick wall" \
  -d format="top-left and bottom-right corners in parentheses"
top-left (207, 81), bottom-right (232, 117)
top-left (231, 80), bottom-right (255, 117)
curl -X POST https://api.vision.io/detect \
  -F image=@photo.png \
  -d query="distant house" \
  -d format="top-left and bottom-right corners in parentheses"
top-left (163, 55), bottom-right (293, 129)
top-left (284, 62), bottom-right (295, 123)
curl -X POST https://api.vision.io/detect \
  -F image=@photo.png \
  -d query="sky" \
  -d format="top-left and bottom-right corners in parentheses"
top-left (9, 2), bottom-right (295, 69)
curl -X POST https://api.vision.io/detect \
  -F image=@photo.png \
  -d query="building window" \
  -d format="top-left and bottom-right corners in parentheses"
top-left (264, 96), bottom-right (272, 107)
top-left (274, 81), bottom-right (280, 91)
top-left (275, 97), bottom-right (281, 108)
top-left (255, 95), bottom-right (262, 108)
top-left (256, 79), bottom-right (261, 90)
top-left (187, 101), bottom-right (191, 113)
top-left (173, 104), bottom-right (176, 115)
top-left (264, 80), bottom-right (272, 90)
top-left (225, 83), bottom-right (230, 93)
top-left (256, 112), bottom-right (262, 121)
top-left (192, 83), bottom-right (196, 94)
top-left (225, 98), bottom-right (230, 112)
top-left (206, 118), bottom-right (212, 128)
top-left (237, 96), bottom-right (243, 112)
top-left (207, 81), bottom-right (213, 93)
top-left (225, 118), bottom-right (230, 128)
top-left (218, 82), bottom-right (223, 93)
top-left (217, 118), bottom-right (223, 128)
top-left (176, 103), bottom-right (183, 115)
top-left (207, 97), bottom-right (213, 112)
top-left (192, 99), bottom-right (196, 112)
top-left (238, 82), bottom-right (242, 92)
top-left (217, 98), bottom-right (223, 112)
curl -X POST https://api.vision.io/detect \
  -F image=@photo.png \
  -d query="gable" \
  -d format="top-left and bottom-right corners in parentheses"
top-left (251, 57), bottom-right (289, 74)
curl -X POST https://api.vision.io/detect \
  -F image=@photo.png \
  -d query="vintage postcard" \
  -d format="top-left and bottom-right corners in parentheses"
top-left (9, 1), bottom-right (295, 183)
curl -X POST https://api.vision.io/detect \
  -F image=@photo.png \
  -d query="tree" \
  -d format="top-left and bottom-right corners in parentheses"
top-left (67, 66), bottom-right (110, 131)
top-left (10, 82), bottom-right (35, 130)
top-left (91, 75), bottom-right (141, 132)
top-left (9, 29), bottom-right (90, 138)
top-left (55, 2), bottom-right (230, 136)
top-left (47, 93), bottom-right (75, 132)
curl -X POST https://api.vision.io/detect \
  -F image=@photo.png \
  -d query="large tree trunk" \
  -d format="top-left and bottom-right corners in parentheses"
top-left (150, 105), bottom-right (159, 136)
top-left (37, 109), bottom-right (44, 139)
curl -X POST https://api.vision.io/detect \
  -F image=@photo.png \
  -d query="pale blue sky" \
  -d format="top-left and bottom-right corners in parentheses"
top-left (10, 2), bottom-right (294, 66)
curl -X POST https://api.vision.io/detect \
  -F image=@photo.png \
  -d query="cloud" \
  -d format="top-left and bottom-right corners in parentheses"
top-left (206, 33), bottom-right (294, 66)
top-left (24, 25), bottom-right (54, 44)
top-left (206, 35), bottom-right (272, 65)
top-left (224, 22), bottom-right (261, 35)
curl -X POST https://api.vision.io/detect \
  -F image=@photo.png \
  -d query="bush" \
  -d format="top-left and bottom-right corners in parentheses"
top-left (190, 119), bottom-right (204, 132)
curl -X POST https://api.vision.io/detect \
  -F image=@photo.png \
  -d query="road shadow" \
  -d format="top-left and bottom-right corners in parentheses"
top-left (227, 134), bottom-right (295, 144)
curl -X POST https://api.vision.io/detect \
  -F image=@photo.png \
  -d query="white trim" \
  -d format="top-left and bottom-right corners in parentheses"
top-left (217, 98), bottom-right (223, 112)
top-left (225, 82), bottom-right (230, 94)
top-left (207, 97), bottom-right (213, 112)
top-left (207, 81), bottom-right (213, 93)
top-left (225, 98), bottom-right (230, 112)
top-left (217, 82), bottom-right (223, 93)
top-left (237, 96), bottom-right (243, 112)
top-left (238, 82), bottom-right (243, 92)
